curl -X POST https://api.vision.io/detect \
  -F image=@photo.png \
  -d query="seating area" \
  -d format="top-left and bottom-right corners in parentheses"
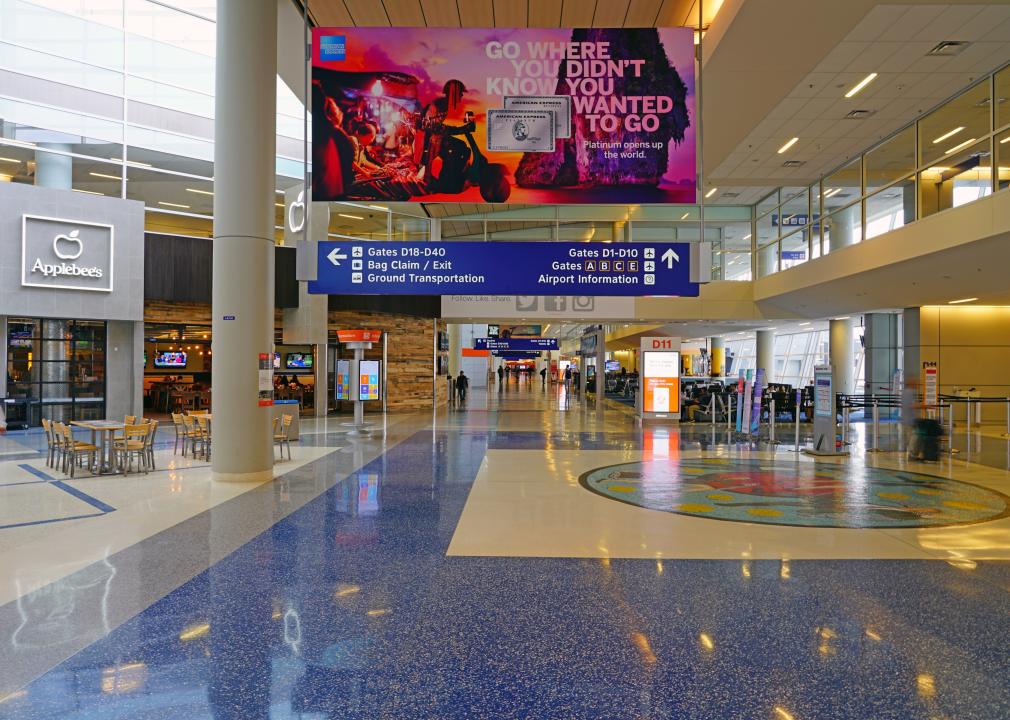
top-left (41, 417), bottom-right (160, 477)
top-left (170, 411), bottom-right (295, 462)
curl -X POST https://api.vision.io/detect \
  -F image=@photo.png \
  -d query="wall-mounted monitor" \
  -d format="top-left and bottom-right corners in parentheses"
top-left (154, 351), bottom-right (187, 368)
top-left (286, 352), bottom-right (313, 369)
top-left (359, 360), bottom-right (380, 401)
top-left (605, 360), bottom-right (620, 372)
top-left (273, 352), bottom-right (281, 369)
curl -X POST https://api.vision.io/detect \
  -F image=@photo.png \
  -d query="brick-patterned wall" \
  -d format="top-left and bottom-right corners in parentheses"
top-left (143, 301), bottom-right (445, 412)
top-left (330, 310), bottom-right (446, 411)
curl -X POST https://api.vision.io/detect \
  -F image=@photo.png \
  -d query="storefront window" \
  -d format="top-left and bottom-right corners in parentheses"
top-left (6, 318), bottom-right (106, 427)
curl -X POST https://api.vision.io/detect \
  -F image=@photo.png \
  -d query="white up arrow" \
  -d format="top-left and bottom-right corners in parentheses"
top-left (327, 247), bottom-right (348, 266)
top-left (661, 248), bottom-right (680, 269)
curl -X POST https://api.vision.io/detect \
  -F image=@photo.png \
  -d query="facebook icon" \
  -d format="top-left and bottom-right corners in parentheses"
top-left (320, 35), bottom-right (346, 61)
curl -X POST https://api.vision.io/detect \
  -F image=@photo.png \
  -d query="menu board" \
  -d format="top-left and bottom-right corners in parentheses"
top-left (359, 360), bottom-right (380, 401)
top-left (335, 359), bottom-right (351, 401)
top-left (642, 351), bottom-right (680, 414)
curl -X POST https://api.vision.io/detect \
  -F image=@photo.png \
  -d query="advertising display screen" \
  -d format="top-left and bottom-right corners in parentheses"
top-left (359, 359), bottom-right (380, 401)
top-left (335, 359), bottom-right (351, 401)
top-left (286, 353), bottom-right (314, 370)
top-left (273, 352), bottom-right (281, 370)
top-left (814, 366), bottom-right (833, 418)
top-left (642, 350), bottom-right (679, 413)
top-left (311, 26), bottom-right (695, 205)
top-left (153, 351), bottom-right (187, 368)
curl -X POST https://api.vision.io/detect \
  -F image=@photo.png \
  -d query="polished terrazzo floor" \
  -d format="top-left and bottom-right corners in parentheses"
top-left (0, 381), bottom-right (1009, 719)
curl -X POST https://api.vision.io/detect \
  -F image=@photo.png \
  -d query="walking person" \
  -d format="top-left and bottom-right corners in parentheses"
top-left (497, 365), bottom-right (504, 390)
top-left (456, 370), bottom-right (469, 405)
top-left (563, 366), bottom-right (572, 394)
top-left (540, 366), bottom-right (547, 389)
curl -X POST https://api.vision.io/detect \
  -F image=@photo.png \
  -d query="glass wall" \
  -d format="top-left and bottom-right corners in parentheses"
top-left (756, 62), bottom-right (1010, 277)
top-left (6, 318), bottom-right (107, 427)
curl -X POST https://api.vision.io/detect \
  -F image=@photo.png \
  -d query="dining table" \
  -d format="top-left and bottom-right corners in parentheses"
top-left (70, 419), bottom-right (125, 475)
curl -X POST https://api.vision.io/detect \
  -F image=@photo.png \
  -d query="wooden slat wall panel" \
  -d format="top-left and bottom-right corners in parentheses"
top-left (560, 0), bottom-right (597, 27)
top-left (457, 0), bottom-right (493, 26)
top-left (310, 0), bottom-right (353, 26)
top-left (529, 0), bottom-right (562, 27)
top-left (342, 0), bottom-right (391, 25)
top-left (419, 0), bottom-right (461, 26)
top-left (656, 0), bottom-right (695, 26)
top-left (384, 0), bottom-right (426, 25)
top-left (592, 0), bottom-right (630, 27)
top-left (625, 0), bottom-right (664, 26)
top-left (492, 0), bottom-right (526, 26)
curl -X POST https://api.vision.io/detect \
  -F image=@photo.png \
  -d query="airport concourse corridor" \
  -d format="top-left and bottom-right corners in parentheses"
top-left (0, 386), bottom-right (1009, 719)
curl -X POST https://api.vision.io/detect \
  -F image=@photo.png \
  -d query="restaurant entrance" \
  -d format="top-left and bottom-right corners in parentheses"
top-left (4, 318), bottom-right (107, 428)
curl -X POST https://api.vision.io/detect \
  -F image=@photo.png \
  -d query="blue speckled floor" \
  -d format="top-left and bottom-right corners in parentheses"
top-left (2, 415), bottom-right (1010, 718)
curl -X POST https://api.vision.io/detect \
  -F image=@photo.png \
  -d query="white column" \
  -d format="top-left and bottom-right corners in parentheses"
top-left (831, 204), bottom-right (860, 251)
top-left (829, 318), bottom-right (854, 396)
top-left (755, 330), bottom-right (774, 384)
top-left (211, 0), bottom-right (277, 481)
top-left (35, 143), bottom-right (72, 190)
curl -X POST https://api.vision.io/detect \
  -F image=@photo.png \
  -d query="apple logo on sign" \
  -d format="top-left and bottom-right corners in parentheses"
top-left (288, 189), bottom-right (306, 234)
top-left (53, 229), bottom-right (84, 260)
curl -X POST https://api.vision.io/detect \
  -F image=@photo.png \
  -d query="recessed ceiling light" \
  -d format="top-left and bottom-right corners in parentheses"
top-left (0, 156), bottom-right (20, 164)
top-left (798, 322), bottom-right (811, 326)
top-left (944, 138), bottom-right (976, 155)
top-left (705, 187), bottom-right (717, 198)
top-left (1000, 136), bottom-right (1010, 144)
top-left (932, 127), bottom-right (964, 144)
top-left (274, 202), bottom-right (284, 208)
top-left (186, 188), bottom-right (213, 196)
top-left (158, 201), bottom-right (190, 209)
top-left (778, 137), bottom-right (799, 154)
top-left (833, 316), bottom-right (851, 320)
top-left (368, 204), bottom-right (389, 211)
top-left (73, 188), bottom-right (104, 195)
top-left (844, 72), bottom-right (877, 98)
top-left (743, 234), bottom-right (752, 240)
top-left (90, 172), bottom-right (122, 181)
top-left (680, 212), bottom-right (690, 219)
top-left (338, 213), bottom-right (363, 220)
top-left (822, 188), bottom-right (841, 198)
top-left (948, 297), bottom-right (977, 304)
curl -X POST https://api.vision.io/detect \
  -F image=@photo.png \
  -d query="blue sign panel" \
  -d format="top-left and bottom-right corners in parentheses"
top-left (475, 338), bottom-right (558, 351)
top-left (781, 250), bottom-right (807, 261)
top-left (308, 241), bottom-right (698, 297)
top-left (494, 351), bottom-right (542, 359)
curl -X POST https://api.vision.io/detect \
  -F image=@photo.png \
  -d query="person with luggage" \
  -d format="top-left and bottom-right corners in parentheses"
top-left (456, 370), bottom-right (469, 404)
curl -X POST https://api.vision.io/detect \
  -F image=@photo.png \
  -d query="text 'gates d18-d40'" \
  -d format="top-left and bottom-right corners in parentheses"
top-left (308, 241), bottom-right (698, 297)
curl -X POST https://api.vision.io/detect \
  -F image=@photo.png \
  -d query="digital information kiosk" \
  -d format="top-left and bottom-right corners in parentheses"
top-left (638, 336), bottom-right (682, 421)
top-left (804, 364), bottom-right (847, 456)
top-left (335, 330), bottom-right (383, 434)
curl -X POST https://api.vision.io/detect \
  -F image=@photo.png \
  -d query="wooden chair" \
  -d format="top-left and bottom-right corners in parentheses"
top-left (143, 420), bottom-right (159, 470)
top-left (40, 418), bottom-right (59, 468)
top-left (273, 414), bottom-right (293, 461)
top-left (182, 415), bottom-right (207, 459)
top-left (195, 415), bottom-right (211, 461)
top-left (59, 423), bottom-right (98, 477)
top-left (113, 423), bottom-right (149, 474)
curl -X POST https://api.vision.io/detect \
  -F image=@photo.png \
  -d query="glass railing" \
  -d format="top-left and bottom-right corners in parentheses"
top-left (755, 61), bottom-right (1010, 277)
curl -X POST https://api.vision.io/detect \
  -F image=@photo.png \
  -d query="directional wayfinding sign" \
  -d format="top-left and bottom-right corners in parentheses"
top-left (308, 241), bottom-right (698, 297)
top-left (474, 338), bottom-right (559, 351)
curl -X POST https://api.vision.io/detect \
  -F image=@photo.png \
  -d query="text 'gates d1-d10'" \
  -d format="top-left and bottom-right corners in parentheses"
top-left (308, 240), bottom-right (698, 297)
top-left (311, 26), bottom-right (695, 205)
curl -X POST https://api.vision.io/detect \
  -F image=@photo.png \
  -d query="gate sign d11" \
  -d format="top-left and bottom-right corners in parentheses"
top-left (308, 241), bottom-right (698, 297)
top-left (475, 337), bottom-right (559, 351)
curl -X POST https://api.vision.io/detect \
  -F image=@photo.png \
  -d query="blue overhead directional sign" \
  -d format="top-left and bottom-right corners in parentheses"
top-left (475, 338), bottom-right (559, 351)
top-left (308, 241), bottom-right (698, 297)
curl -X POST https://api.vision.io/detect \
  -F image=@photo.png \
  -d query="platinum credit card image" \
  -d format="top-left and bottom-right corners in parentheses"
top-left (503, 95), bottom-right (572, 139)
top-left (486, 109), bottom-right (555, 153)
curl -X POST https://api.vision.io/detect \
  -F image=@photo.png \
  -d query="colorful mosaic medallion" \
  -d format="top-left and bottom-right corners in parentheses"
top-left (580, 458), bottom-right (1010, 528)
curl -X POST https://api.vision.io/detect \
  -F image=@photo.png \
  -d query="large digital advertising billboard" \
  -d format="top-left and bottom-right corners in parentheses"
top-left (312, 27), bottom-right (695, 205)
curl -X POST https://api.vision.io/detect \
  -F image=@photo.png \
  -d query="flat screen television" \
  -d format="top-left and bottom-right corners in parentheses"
top-left (273, 352), bottom-right (281, 369)
top-left (286, 352), bottom-right (313, 370)
top-left (154, 351), bottom-right (187, 368)
top-left (605, 360), bottom-right (620, 372)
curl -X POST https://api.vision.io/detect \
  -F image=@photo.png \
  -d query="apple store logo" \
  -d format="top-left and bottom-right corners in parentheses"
top-left (21, 215), bottom-right (114, 292)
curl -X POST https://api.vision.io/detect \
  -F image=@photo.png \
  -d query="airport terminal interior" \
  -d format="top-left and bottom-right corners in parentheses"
top-left (2, 0), bottom-right (1010, 717)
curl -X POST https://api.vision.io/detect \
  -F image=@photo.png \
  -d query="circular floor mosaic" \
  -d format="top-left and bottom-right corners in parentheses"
top-left (580, 458), bottom-right (1010, 528)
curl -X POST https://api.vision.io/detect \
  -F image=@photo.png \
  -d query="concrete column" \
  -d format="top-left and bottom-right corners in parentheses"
top-left (901, 307), bottom-right (921, 385)
top-left (211, 0), bottom-right (277, 481)
top-left (902, 182), bottom-right (916, 225)
top-left (831, 203), bottom-right (860, 251)
top-left (710, 336), bottom-right (725, 377)
top-left (755, 330), bottom-right (774, 384)
top-left (35, 143), bottom-right (72, 190)
top-left (106, 320), bottom-right (143, 420)
top-left (829, 318), bottom-right (854, 396)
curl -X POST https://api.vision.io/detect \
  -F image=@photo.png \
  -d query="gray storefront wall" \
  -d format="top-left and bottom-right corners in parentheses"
top-left (0, 182), bottom-right (145, 424)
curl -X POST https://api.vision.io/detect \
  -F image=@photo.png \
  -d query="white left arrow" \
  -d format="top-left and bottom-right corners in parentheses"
top-left (327, 247), bottom-right (348, 266)
top-left (661, 248), bottom-right (680, 269)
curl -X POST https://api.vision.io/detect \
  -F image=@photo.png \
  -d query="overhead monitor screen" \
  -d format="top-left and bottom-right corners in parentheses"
top-left (153, 351), bottom-right (187, 368)
top-left (286, 353), bottom-right (314, 369)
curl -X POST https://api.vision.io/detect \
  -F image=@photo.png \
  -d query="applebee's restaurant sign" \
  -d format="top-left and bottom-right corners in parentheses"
top-left (21, 214), bottom-right (113, 292)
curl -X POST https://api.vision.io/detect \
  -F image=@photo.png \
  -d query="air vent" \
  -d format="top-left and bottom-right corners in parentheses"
top-left (975, 96), bottom-right (1007, 108)
top-left (782, 160), bottom-right (805, 168)
top-left (926, 40), bottom-right (970, 57)
top-left (834, 193), bottom-right (853, 199)
top-left (844, 109), bottom-right (876, 120)
top-left (721, 191), bottom-right (740, 198)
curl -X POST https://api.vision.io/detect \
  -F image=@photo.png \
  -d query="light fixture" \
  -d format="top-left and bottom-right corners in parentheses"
top-left (1000, 136), bottom-right (1010, 144)
top-left (73, 189), bottom-right (104, 195)
top-left (90, 172), bottom-right (122, 181)
top-left (944, 137), bottom-right (976, 155)
top-left (822, 187), bottom-right (841, 198)
top-left (338, 213), bottom-right (364, 220)
top-left (275, 202), bottom-right (284, 208)
top-left (833, 316), bottom-right (850, 320)
top-left (3, 139), bottom-right (36, 148)
top-left (158, 201), bottom-right (191, 209)
top-left (948, 297), bottom-right (977, 304)
top-left (680, 212), bottom-right (690, 220)
top-left (0, 156), bottom-right (19, 164)
top-left (368, 204), bottom-right (389, 211)
top-left (777, 137), bottom-right (799, 154)
top-left (705, 187), bottom-right (717, 198)
top-left (186, 188), bottom-right (214, 196)
top-left (742, 233), bottom-right (751, 240)
top-left (932, 126), bottom-right (964, 144)
top-left (844, 72), bottom-right (877, 98)
top-left (798, 322), bottom-right (811, 326)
